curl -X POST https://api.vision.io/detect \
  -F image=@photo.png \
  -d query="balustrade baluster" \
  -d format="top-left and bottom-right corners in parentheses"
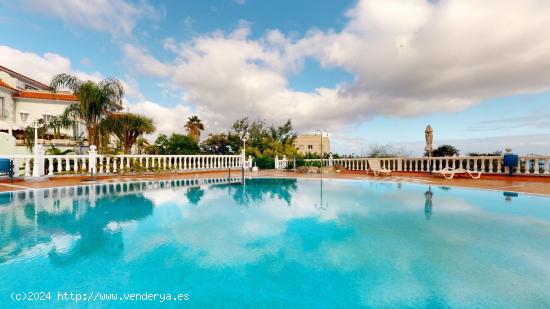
top-left (48, 158), bottom-right (54, 176)
top-left (24, 158), bottom-right (31, 176)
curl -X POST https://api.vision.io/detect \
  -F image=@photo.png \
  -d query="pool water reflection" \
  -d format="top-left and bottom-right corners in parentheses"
top-left (1, 177), bottom-right (550, 308)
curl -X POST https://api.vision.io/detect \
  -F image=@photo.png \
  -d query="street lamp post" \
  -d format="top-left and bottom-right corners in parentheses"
top-left (240, 131), bottom-right (250, 181)
top-left (315, 129), bottom-right (327, 166)
top-left (31, 120), bottom-right (42, 178)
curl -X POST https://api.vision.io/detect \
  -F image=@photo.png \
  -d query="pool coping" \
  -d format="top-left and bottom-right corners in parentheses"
top-left (1, 172), bottom-right (549, 198)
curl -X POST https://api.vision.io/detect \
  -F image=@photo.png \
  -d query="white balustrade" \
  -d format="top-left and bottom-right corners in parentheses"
top-left (300, 155), bottom-right (550, 177)
top-left (4, 151), bottom-right (550, 179)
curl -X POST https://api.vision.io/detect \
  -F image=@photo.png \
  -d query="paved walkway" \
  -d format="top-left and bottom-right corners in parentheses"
top-left (1, 170), bottom-right (550, 196)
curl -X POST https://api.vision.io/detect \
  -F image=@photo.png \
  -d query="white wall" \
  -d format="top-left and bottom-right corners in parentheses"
top-left (0, 88), bottom-right (16, 129)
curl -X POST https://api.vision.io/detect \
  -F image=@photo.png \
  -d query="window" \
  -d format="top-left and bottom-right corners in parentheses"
top-left (43, 114), bottom-right (54, 123)
top-left (0, 97), bottom-right (6, 118)
top-left (308, 145), bottom-right (313, 149)
top-left (20, 112), bottom-right (29, 122)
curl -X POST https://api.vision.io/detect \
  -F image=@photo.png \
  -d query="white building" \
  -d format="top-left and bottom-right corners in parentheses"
top-left (0, 65), bottom-right (123, 153)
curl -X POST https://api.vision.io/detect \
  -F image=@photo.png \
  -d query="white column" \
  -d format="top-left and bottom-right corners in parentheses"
top-left (31, 144), bottom-right (45, 177)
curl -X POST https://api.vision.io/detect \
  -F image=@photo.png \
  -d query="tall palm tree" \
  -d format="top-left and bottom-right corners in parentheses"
top-left (184, 115), bottom-right (204, 142)
top-left (50, 74), bottom-right (124, 148)
top-left (100, 113), bottom-right (155, 154)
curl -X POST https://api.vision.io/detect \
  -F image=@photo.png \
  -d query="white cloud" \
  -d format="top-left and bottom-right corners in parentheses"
top-left (122, 44), bottom-right (171, 77)
top-left (126, 101), bottom-right (193, 137)
top-left (0, 45), bottom-right (102, 84)
top-left (20, 0), bottom-right (163, 36)
top-left (120, 0), bottom-right (550, 139)
top-left (0, 45), bottom-right (142, 102)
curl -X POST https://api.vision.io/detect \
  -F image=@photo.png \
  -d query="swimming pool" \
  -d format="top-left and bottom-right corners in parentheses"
top-left (1, 177), bottom-right (550, 308)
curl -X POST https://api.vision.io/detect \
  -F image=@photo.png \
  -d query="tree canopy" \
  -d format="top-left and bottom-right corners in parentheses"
top-left (51, 74), bottom-right (124, 148)
top-left (154, 133), bottom-right (199, 155)
top-left (429, 144), bottom-right (460, 157)
top-left (100, 113), bottom-right (155, 154)
top-left (227, 118), bottom-right (298, 159)
top-left (184, 115), bottom-right (205, 142)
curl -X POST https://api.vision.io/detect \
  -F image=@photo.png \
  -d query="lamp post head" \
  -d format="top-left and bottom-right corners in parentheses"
top-left (240, 131), bottom-right (249, 142)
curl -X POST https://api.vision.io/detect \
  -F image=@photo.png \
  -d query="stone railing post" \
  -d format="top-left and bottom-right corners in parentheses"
top-left (31, 144), bottom-right (45, 177)
top-left (329, 153), bottom-right (333, 166)
top-left (275, 155), bottom-right (279, 170)
top-left (88, 145), bottom-right (97, 174)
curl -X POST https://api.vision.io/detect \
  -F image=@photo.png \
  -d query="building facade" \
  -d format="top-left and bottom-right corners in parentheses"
top-left (0, 65), bottom-right (123, 153)
top-left (294, 133), bottom-right (331, 155)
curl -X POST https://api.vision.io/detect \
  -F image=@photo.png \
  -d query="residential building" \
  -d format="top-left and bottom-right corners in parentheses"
top-left (0, 65), bottom-right (123, 152)
top-left (294, 133), bottom-right (331, 155)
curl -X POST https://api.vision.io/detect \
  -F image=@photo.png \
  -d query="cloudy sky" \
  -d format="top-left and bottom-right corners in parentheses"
top-left (1, 0), bottom-right (549, 155)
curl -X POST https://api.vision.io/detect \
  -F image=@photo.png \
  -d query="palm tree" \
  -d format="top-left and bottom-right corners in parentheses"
top-left (185, 115), bottom-right (204, 142)
top-left (100, 113), bottom-right (155, 154)
top-left (47, 114), bottom-right (74, 139)
top-left (50, 74), bottom-right (124, 148)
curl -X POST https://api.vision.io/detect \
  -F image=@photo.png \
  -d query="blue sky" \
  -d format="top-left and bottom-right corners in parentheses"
top-left (1, 0), bottom-right (549, 155)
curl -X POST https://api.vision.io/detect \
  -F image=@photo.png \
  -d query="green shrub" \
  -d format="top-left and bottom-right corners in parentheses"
top-left (305, 161), bottom-right (321, 168)
top-left (255, 156), bottom-right (275, 169)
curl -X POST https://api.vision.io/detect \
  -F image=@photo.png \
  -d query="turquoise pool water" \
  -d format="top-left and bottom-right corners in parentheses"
top-left (1, 177), bottom-right (550, 308)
